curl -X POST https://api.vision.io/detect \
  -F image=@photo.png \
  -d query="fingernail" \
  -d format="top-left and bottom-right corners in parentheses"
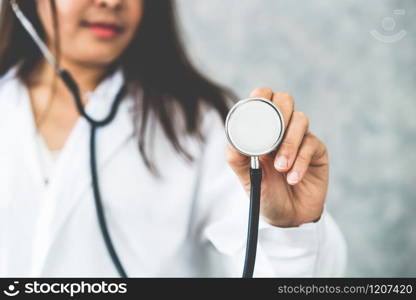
top-left (275, 156), bottom-right (288, 170)
top-left (287, 171), bottom-right (299, 184)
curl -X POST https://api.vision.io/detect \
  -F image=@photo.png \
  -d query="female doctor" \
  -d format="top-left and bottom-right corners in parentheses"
top-left (0, 0), bottom-right (346, 277)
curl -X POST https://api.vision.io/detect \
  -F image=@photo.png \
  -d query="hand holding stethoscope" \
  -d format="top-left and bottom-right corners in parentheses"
top-left (225, 87), bottom-right (329, 229)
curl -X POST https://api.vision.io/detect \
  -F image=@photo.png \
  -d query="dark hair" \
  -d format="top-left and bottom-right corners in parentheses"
top-left (0, 0), bottom-right (236, 176)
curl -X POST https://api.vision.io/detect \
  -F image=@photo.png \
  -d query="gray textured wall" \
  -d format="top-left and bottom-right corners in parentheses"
top-left (177, 0), bottom-right (416, 277)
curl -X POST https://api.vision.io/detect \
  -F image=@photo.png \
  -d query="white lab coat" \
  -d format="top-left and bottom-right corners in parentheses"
top-left (0, 65), bottom-right (347, 277)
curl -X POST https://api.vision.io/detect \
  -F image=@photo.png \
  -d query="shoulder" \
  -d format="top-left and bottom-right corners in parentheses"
top-left (196, 102), bottom-right (231, 166)
top-left (199, 101), bottom-right (229, 140)
top-left (166, 100), bottom-right (229, 151)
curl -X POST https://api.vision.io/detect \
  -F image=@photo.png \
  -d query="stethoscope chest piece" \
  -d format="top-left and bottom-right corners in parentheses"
top-left (225, 97), bottom-right (285, 157)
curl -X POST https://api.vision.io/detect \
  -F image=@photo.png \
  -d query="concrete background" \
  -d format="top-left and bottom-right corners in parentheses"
top-left (177, 0), bottom-right (416, 276)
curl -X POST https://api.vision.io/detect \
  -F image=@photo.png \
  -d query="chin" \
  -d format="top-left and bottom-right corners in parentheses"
top-left (69, 54), bottom-right (120, 68)
top-left (88, 57), bottom-right (118, 66)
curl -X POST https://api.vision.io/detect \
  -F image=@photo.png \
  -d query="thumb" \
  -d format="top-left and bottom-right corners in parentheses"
top-left (224, 143), bottom-right (251, 188)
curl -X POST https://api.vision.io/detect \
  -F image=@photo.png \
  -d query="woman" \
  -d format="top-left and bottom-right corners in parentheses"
top-left (0, 0), bottom-right (346, 277)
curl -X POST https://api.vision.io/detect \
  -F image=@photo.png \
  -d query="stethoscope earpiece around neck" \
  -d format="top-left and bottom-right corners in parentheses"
top-left (10, 0), bottom-right (128, 278)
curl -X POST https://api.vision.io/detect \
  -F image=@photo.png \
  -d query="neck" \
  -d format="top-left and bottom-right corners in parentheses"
top-left (27, 58), bottom-right (110, 96)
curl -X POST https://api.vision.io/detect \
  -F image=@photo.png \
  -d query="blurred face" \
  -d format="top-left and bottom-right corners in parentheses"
top-left (36, 0), bottom-right (143, 67)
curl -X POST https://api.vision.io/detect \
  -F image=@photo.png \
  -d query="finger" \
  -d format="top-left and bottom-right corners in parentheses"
top-left (271, 92), bottom-right (295, 130)
top-left (285, 133), bottom-right (320, 185)
top-left (249, 87), bottom-right (273, 100)
top-left (274, 111), bottom-right (309, 172)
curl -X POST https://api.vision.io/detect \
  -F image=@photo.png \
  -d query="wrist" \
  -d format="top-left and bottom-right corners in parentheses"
top-left (262, 210), bottom-right (324, 228)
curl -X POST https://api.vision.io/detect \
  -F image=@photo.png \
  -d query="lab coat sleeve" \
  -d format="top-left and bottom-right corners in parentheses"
top-left (191, 107), bottom-right (347, 277)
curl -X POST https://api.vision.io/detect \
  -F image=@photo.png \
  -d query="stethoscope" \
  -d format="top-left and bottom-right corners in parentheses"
top-left (225, 98), bottom-right (285, 277)
top-left (10, 0), bottom-right (285, 278)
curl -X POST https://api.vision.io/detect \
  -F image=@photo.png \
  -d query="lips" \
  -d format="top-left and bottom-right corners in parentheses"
top-left (82, 21), bottom-right (124, 39)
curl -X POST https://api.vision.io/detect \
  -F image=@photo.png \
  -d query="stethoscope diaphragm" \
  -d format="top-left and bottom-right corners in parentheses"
top-left (225, 97), bottom-right (285, 157)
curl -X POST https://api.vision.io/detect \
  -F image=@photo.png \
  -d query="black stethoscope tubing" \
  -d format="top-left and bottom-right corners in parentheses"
top-left (59, 69), bottom-right (129, 278)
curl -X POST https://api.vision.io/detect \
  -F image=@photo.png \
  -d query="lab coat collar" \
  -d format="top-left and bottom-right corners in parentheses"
top-left (5, 63), bottom-right (140, 276)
